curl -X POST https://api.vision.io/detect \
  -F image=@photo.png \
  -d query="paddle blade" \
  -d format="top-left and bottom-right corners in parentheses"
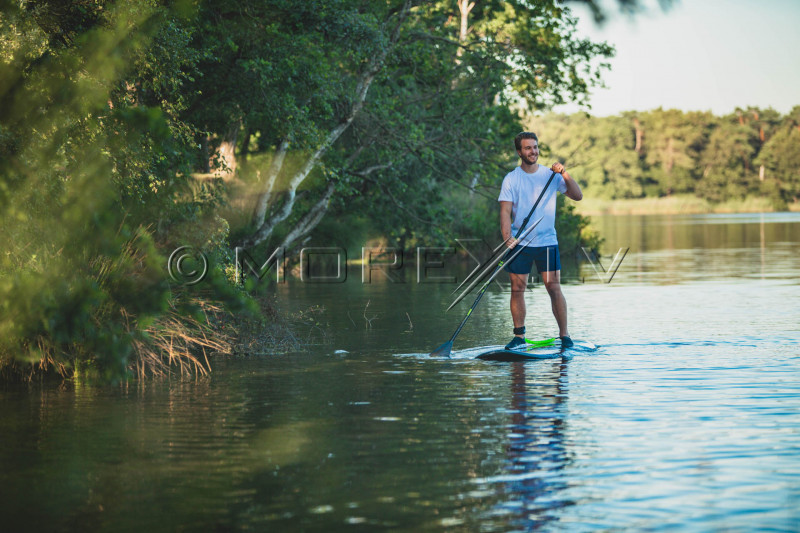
top-left (429, 341), bottom-right (453, 358)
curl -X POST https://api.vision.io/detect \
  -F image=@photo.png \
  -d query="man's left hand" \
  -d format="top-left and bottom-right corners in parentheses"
top-left (551, 162), bottom-right (566, 174)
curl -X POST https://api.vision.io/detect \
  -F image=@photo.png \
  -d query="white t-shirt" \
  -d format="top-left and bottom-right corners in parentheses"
top-left (498, 165), bottom-right (567, 247)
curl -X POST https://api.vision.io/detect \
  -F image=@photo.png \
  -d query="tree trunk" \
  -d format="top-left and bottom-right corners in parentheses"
top-left (252, 139), bottom-right (289, 224)
top-left (200, 135), bottom-right (210, 173)
top-left (458, 1), bottom-right (474, 44)
top-left (241, 127), bottom-right (252, 161)
top-left (633, 117), bottom-right (643, 156)
top-left (217, 122), bottom-right (240, 175)
top-left (665, 137), bottom-right (674, 173)
top-left (237, 1), bottom-right (412, 250)
top-left (280, 181), bottom-right (337, 252)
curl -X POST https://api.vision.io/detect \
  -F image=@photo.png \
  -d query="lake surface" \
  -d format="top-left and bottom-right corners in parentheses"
top-left (2, 213), bottom-right (799, 531)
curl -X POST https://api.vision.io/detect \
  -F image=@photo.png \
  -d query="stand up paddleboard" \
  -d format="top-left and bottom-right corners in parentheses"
top-left (476, 338), bottom-right (597, 361)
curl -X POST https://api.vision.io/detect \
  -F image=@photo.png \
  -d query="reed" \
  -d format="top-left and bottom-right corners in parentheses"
top-left (576, 195), bottom-right (788, 216)
top-left (0, 226), bottom-right (234, 382)
top-left (131, 296), bottom-right (232, 379)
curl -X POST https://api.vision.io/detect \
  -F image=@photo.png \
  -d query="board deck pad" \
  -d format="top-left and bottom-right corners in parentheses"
top-left (476, 338), bottom-right (597, 361)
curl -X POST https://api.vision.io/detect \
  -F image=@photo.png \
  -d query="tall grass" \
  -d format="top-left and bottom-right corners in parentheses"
top-left (132, 297), bottom-right (232, 379)
top-left (576, 194), bottom-right (785, 216)
top-left (0, 226), bottom-right (236, 382)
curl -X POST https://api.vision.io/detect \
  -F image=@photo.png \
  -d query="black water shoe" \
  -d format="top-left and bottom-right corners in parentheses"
top-left (505, 337), bottom-right (527, 350)
top-left (560, 336), bottom-right (574, 348)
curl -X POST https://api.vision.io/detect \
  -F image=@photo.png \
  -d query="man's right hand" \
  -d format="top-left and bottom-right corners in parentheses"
top-left (505, 237), bottom-right (519, 249)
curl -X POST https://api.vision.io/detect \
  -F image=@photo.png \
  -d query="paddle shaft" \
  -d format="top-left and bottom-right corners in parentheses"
top-left (439, 170), bottom-right (558, 349)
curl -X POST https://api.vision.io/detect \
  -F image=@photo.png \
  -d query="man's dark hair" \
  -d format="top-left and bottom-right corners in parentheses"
top-left (514, 131), bottom-right (538, 151)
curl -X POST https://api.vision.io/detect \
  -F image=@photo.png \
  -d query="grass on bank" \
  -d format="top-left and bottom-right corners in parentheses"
top-left (575, 194), bottom-right (800, 216)
top-left (0, 293), bottom-right (301, 384)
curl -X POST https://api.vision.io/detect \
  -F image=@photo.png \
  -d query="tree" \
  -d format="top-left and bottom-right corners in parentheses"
top-left (0, 0), bottom-right (683, 383)
top-left (190, 0), bottom-right (614, 258)
top-left (696, 120), bottom-right (758, 202)
top-left (532, 105), bottom-right (800, 206)
top-left (755, 106), bottom-right (800, 207)
top-left (635, 109), bottom-right (707, 196)
top-left (0, 1), bottom-right (247, 382)
top-left (535, 113), bottom-right (643, 199)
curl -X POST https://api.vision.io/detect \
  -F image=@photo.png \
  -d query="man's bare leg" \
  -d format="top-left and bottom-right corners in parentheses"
top-left (541, 270), bottom-right (569, 338)
top-left (509, 272), bottom-right (529, 338)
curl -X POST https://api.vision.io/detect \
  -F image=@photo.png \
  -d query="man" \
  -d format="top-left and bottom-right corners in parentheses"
top-left (499, 131), bottom-right (583, 350)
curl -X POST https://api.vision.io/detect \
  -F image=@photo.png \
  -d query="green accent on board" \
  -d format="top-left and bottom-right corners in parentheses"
top-left (524, 337), bottom-right (557, 347)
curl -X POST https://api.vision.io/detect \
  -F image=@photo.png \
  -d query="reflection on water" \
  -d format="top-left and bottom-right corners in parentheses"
top-left (477, 360), bottom-right (573, 530)
top-left (1, 212), bottom-right (799, 531)
top-left (592, 212), bottom-right (800, 251)
top-left (588, 212), bottom-right (800, 284)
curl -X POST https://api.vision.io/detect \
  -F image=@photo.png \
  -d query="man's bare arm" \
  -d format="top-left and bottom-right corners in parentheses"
top-left (551, 162), bottom-right (583, 201)
top-left (499, 200), bottom-right (517, 248)
top-left (562, 171), bottom-right (583, 201)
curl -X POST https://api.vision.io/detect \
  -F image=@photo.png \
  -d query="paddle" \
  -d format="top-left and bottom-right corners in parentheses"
top-left (430, 170), bottom-right (558, 358)
top-left (446, 216), bottom-right (543, 311)
top-left (451, 236), bottom-right (515, 296)
top-left (451, 147), bottom-right (586, 296)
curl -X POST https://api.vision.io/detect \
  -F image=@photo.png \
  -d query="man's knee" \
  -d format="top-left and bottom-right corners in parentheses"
top-left (509, 274), bottom-right (528, 292)
top-left (544, 279), bottom-right (561, 296)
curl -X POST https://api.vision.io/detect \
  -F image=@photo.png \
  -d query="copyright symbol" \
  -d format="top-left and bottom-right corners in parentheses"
top-left (167, 246), bottom-right (208, 285)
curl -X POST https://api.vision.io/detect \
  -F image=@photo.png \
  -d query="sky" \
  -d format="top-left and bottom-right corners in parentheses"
top-left (552, 0), bottom-right (800, 117)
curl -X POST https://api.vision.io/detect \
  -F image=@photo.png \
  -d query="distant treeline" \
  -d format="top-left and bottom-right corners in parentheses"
top-left (533, 107), bottom-right (800, 209)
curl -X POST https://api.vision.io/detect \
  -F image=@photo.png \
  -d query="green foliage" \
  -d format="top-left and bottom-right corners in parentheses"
top-left (184, 0), bottom-right (387, 146)
top-left (290, 0), bottom-right (612, 249)
top-left (0, 0), bottom-right (670, 382)
top-left (555, 195), bottom-right (602, 256)
top-left (755, 106), bottom-right (800, 207)
top-left (0, 0), bottom-right (248, 383)
top-left (195, 0), bottom-right (615, 261)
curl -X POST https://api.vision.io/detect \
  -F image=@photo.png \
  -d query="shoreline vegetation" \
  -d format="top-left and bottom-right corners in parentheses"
top-left (575, 195), bottom-right (800, 216)
top-left (2, 1), bottom-right (798, 384)
top-left (530, 108), bottom-right (800, 217)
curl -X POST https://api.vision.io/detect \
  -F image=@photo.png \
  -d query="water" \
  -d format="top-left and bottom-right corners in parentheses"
top-left (2, 213), bottom-right (799, 531)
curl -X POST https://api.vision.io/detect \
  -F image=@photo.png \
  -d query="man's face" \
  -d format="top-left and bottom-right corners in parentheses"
top-left (517, 139), bottom-right (539, 165)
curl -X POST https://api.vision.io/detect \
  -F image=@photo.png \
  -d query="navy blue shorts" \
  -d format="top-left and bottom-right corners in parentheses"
top-left (504, 245), bottom-right (561, 275)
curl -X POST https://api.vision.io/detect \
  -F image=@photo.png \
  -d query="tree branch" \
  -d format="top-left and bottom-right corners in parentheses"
top-left (252, 138), bottom-right (289, 223)
top-left (279, 181), bottom-right (337, 251)
top-left (236, 0), bottom-right (413, 250)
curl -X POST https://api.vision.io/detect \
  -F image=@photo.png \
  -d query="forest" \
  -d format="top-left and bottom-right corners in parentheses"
top-left (2, 0), bottom-right (794, 383)
top-left (534, 107), bottom-right (800, 210)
